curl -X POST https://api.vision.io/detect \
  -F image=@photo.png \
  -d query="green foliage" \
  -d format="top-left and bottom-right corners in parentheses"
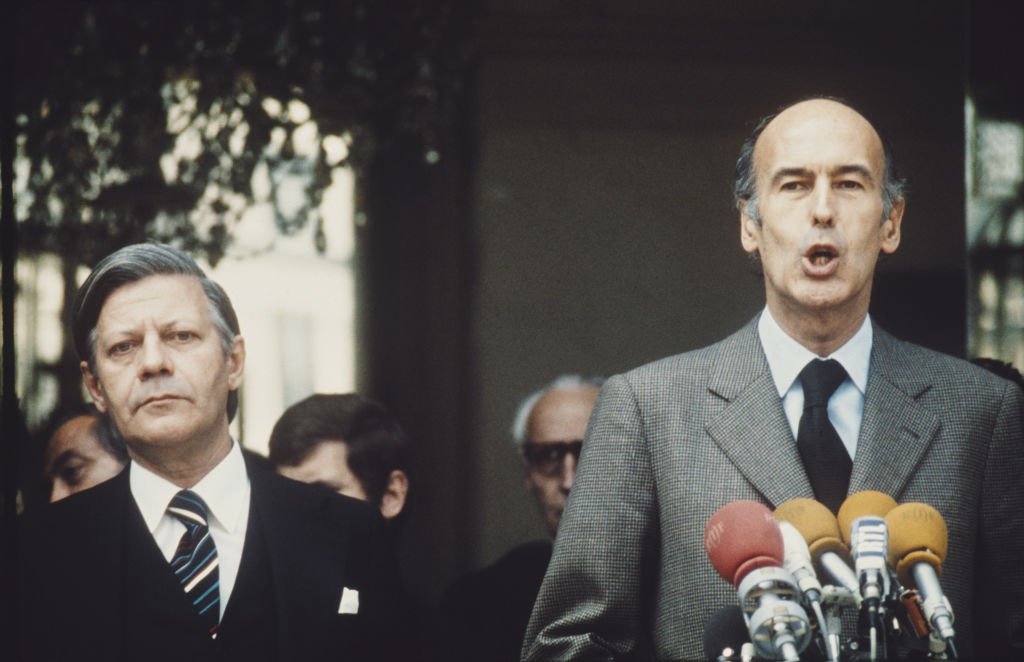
top-left (15, 0), bottom-right (465, 267)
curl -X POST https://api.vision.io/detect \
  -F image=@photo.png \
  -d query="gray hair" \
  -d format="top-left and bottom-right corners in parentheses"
top-left (733, 98), bottom-right (906, 225)
top-left (71, 243), bottom-right (242, 421)
top-left (511, 374), bottom-right (606, 447)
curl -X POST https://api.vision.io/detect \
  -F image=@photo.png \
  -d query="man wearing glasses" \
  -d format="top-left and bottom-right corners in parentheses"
top-left (513, 375), bottom-right (605, 537)
top-left (440, 374), bottom-right (603, 662)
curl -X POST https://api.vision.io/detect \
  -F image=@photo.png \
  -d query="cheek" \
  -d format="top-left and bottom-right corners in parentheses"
top-left (532, 477), bottom-right (562, 500)
top-left (525, 473), bottom-right (548, 496)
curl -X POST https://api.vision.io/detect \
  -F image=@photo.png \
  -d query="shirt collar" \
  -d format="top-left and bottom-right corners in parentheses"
top-left (758, 307), bottom-right (872, 397)
top-left (130, 439), bottom-right (250, 535)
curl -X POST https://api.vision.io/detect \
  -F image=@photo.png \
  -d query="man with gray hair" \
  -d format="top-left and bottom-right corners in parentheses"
top-left (16, 243), bottom-right (397, 662)
top-left (524, 98), bottom-right (1024, 660)
top-left (441, 374), bottom-right (603, 662)
top-left (511, 374), bottom-right (605, 537)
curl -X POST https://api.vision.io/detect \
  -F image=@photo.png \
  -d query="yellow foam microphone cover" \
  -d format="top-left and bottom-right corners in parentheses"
top-left (837, 490), bottom-right (898, 544)
top-left (884, 502), bottom-right (948, 587)
top-left (775, 498), bottom-right (850, 563)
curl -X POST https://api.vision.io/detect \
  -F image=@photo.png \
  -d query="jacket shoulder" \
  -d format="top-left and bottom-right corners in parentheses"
top-left (874, 329), bottom-right (1021, 398)
top-left (18, 467), bottom-right (127, 550)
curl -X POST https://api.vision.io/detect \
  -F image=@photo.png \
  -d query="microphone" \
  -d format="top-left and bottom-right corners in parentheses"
top-left (838, 491), bottom-right (898, 661)
top-left (702, 606), bottom-right (751, 662)
top-left (774, 498), bottom-right (859, 596)
top-left (705, 501), bottom-right (813, 662)
top-left (778, 520), bottom-right (838, 662)
top-left (885, 502), bottom-right (958, 659)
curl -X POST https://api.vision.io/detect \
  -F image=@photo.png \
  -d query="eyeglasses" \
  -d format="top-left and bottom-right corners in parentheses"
top-left (522, 440), bottom-right (583, 475)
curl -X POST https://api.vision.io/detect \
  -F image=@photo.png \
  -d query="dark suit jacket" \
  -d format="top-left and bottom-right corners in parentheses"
top-left (15, 456), bottom-right (399, 662)
top-left (523, 317), bottom-right (1024, 660)
top-left (440, 540), bottom-right (553, 662)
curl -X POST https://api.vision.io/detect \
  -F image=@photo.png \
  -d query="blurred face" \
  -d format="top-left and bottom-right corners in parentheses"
top-left (82, 274), bottom-right (244, 460)
top-left (45, 415), bottom-right (126, 502)
top-left (522, 385), bottom-right (600, 536)
top-left (740, 99), bottom-right (903, 333)
top-left (276, 440), bottom-right (369, 501)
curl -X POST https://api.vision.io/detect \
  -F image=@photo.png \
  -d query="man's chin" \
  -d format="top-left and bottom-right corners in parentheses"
top-left (122, 421), bottom-right (197, 449)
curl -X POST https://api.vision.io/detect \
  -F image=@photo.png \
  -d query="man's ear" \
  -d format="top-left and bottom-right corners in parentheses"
top-left (226, 336), bottom-right (246, 391)
top-left (379, 470), bottom-right (409, 520)
top-left (739, 201), bottom-right (761, 254)
top-left (880, 198), bottom-right (905, 255)
top-left (81, 361), bottom-right (108, 413)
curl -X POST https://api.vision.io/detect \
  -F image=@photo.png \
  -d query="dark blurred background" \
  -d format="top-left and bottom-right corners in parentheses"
top-left (3, 0), bottom-right (1021, 606)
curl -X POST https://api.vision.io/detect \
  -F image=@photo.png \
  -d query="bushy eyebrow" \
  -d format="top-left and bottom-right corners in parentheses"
top-left (101, 319), bottom-right (197, 339)
top-left (769, 164), bottom-right (877, 188)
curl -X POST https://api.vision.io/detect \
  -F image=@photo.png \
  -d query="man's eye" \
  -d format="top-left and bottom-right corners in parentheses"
top-left (110, 341), bottom-right (134, 355)
top-left (60, 466), bottom-right (83, 486)
top-left (836, 180), bottom-right (863, 190)
top-left (172, 331), bottom-right (194, 342)
top-left (780, 181), bottom-right (807, 191)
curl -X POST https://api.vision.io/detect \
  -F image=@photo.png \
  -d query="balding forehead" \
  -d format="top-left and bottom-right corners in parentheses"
top-left (752, 99), bottom-right (886, 180)
top-left (756, 100), bottom-right (883, 156)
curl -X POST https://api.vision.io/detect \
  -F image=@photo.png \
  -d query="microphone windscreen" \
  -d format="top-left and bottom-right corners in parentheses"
top-left (705, 501), bottom-right (783, 587)
top-left (885, 502), bottom-right (948, 586)
top-left (774, 498), bottom-right (849, 562)
top-left (837, 490), bottom-right (897, 543)
top-left (702, 605), bottom-right (750, 661)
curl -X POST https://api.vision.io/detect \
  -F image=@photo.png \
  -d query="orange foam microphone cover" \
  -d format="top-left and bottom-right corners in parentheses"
top-left (704, 500), bottom-right (784, 587)
top-left (774, 498), bottom-right (850, 564)
top-left (884, 502), bottom-right (948, 587)
top-left (837, 490), bottom-right (898, 544)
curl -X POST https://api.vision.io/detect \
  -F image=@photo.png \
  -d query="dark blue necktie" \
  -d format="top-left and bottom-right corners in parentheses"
top-left (796, 359), bottom-right (852, 514)
top-left (167, 489), bottom-right (221, 639)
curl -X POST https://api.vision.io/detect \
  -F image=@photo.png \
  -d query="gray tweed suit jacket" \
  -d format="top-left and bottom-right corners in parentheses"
top-left (523, 316), bottom-right (1024, 661)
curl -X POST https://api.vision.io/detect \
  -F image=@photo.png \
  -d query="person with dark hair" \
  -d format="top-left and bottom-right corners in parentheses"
top-left (43, 406), bottom-right (128, 502)
top-left (523, 99), bottom-right (1024, 660)
top-left (441, 375), bottom-right (602, 662)
top-left (16, 243), bottom-right (397, 662)
top-left (268, 393), bottom-right (430, 660)
top-left (971, 356), bottom-right (1024, 390)
top-left (268, 393), bottom-right (410, 521)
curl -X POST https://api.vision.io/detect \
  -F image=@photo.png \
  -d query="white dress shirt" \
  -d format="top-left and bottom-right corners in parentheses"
top-left (757, 307), bottom-right (872, 460)
top-left (130, 439), bottom-right (251, 619)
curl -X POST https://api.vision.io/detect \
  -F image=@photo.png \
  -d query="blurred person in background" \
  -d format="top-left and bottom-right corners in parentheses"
top-left (43, 406), bottom-right (128, 502)
top-left (268, 392), bottom-right (424, 658)
top-left (268, 393), bottom-right (410, 522)
top-left (439, 374), bottom-right (603, 662)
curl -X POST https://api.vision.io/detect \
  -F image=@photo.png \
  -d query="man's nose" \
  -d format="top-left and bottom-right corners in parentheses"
top-left (138, 337), bottom-right (173, 378)
top-left (811, 180), bottom-right (836, 227)
top-left (50, 482), bottom-right (70, 503)
top-left (560, 453), bottom-right (577, 492)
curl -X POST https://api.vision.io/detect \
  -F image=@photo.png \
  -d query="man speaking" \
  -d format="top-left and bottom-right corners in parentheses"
top-left (16, 244), bottom-right (396, 662)
top-left (522, 98), bottom-right (1024, 660)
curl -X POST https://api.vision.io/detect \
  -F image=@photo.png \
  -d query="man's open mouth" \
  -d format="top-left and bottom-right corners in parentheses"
top-left (807, 246), bottom-right (837, 265)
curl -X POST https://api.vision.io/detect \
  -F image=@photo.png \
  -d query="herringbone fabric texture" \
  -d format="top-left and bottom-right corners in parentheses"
top-left (168, 489), bottom-right (220, 639)
top-left (797, 358), bottom-right (851, 513)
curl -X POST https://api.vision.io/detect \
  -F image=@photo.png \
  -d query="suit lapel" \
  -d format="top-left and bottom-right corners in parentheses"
top-left (850, 326), bottom-right (941, 498)
top-left (705, 318), bottom-right (815, 507)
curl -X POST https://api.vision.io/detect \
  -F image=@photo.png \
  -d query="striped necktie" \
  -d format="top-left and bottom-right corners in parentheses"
top-left (167, 489), bottom-right (221, 639)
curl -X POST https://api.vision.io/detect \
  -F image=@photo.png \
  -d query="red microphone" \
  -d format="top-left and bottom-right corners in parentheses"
top-left (704, 500), bottom-right (785, 587)
top-left (704, 501), bottom-right (811, 662)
